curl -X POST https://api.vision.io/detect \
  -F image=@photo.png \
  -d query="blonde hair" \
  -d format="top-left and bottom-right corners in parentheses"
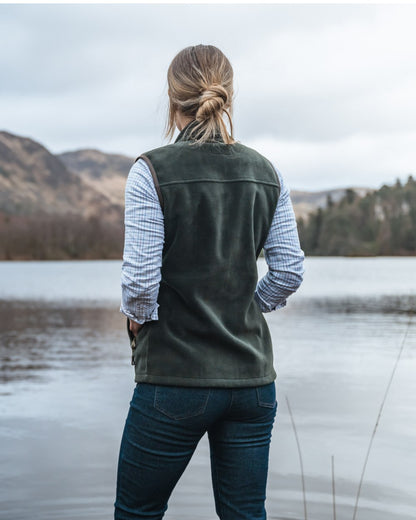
top-left (165, 45), bottom-right (235, 145)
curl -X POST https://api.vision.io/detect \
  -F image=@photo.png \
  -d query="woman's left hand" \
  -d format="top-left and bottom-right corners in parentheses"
top-left (129, 319), bottom-right (144, 337)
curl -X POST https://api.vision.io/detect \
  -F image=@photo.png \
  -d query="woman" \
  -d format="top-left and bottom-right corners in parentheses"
top-left (115, 44), bottom-right (304, 520)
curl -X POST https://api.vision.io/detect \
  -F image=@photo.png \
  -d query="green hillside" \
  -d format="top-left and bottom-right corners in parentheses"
top-left (298, 176), bottom-right (416, 256)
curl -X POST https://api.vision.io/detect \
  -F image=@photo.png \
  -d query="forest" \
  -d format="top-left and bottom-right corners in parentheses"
top-left (298, 175), bottom-right (416, 256)
top-left (1, 176), bottom-right (416, 260)
top-left (0, 212), bottom-right (123, 260)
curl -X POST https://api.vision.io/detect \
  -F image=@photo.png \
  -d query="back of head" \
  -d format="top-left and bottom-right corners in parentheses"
top-left (166, 44), bottom-right (235, 145)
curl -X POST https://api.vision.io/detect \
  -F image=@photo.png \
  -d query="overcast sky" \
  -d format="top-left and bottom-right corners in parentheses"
top-left (1, 3), bottom-right (416, 191)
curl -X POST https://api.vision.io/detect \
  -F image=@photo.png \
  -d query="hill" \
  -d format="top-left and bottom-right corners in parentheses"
top-left (0, 131), bottom-right (121, 220)
top-left (2, 129), bottom-right (411, 259)
top-left (290, 187), bottom-right (372, 220)
top-left (0, 131), bottom-right (124, 260)
top-left (58, 148), bottom-right (133, 207)
top-left (298, 179), bottom-right (416, 255)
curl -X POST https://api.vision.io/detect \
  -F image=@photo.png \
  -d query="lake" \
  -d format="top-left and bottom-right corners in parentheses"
top-left (0, 258), bottom-right (415, 520)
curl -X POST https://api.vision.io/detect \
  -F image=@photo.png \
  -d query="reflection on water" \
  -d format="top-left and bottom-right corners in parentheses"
top-left (0, 301), bottom-right (125, 384)
top-left (297, 294), bottom-right (416, 315)
top-left (281, 295), bottom-right (416, 320)
top-left (0, 258), bottom-right (416, 520)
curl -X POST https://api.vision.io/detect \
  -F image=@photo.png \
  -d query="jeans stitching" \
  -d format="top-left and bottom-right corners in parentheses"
top-left (226, 388), bottom-right (234, 416)
top-left (154, 386), bottom-right (211, 420)
top-left (211, 450), bottom-right (224, 519)
top-left (256, 384), bottom-right (276, 408)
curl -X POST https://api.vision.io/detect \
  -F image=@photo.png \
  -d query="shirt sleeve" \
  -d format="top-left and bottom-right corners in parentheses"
top-left (254, 164), bottom-right (305, 312)
top-left (120, 158), bottom-right (164, 324)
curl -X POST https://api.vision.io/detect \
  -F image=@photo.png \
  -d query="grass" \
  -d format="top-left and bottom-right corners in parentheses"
top-left (285, 314), bottom-right (413, 520)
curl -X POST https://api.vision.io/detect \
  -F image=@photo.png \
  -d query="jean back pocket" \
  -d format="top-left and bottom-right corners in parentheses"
top-left (256, 383), bottom-right (277, 408)
top-left (154, 386), bottom-right (211, 420)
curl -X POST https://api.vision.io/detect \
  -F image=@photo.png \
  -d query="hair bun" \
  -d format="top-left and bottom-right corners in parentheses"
top-left (196, 84), bottom-right (228, 121)
top-left (166, 44), bottom-right (235, 144)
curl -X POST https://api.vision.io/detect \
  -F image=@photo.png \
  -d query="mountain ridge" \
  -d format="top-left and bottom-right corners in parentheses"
top-left (1, 129), bottom-right (370, 220)
top-left (1, 129), bottom-right (397, 259)
top-left (0, 130), bottom-right (122, 221)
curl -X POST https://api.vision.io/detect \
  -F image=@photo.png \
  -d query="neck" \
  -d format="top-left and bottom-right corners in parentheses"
top-left (175, 112), bottom-right (194, 131)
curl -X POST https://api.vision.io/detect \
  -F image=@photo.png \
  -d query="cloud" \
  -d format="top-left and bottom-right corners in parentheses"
top-left (247, 132), bottom-right (416, 191)
top-left (0, 4), bottom-right (415, 190)
top-left (234, 6), bottom-right (416, 141)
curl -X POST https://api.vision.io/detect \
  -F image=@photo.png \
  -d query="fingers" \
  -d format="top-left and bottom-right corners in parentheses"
top-left (129, 319), bottom-right (143, 337)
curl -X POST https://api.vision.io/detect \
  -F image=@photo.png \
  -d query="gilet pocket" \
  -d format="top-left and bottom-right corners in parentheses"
top-left (154, 386), bottom-right (211, 420)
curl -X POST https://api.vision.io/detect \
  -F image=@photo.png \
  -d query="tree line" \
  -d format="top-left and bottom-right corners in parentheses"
top-left (1, 175), bottom-right (416, 260)
top-left (298, 175), bottom-right (416, 256)
top-left (0, 212), bottom-right (123, 260)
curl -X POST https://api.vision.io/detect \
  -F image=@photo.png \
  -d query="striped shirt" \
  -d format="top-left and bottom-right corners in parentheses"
top-left (120, 158), bottom-right (304, 324)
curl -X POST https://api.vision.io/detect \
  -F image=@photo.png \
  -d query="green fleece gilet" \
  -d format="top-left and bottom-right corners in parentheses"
top-left (132, 121), bottom-right (280, 387)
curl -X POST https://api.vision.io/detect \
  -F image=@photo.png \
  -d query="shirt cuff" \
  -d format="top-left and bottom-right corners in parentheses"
top-left (254, 290), bottom-right (287, 312)
top-left (119, 303), bottom-right (159, 325)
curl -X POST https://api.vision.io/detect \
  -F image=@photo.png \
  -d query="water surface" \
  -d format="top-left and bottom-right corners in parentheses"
top-left (0, 258), bottom-right (415, 520)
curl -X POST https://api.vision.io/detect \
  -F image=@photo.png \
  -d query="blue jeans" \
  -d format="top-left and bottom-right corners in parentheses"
top-left (114, 382), bottom-right (277, 520)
